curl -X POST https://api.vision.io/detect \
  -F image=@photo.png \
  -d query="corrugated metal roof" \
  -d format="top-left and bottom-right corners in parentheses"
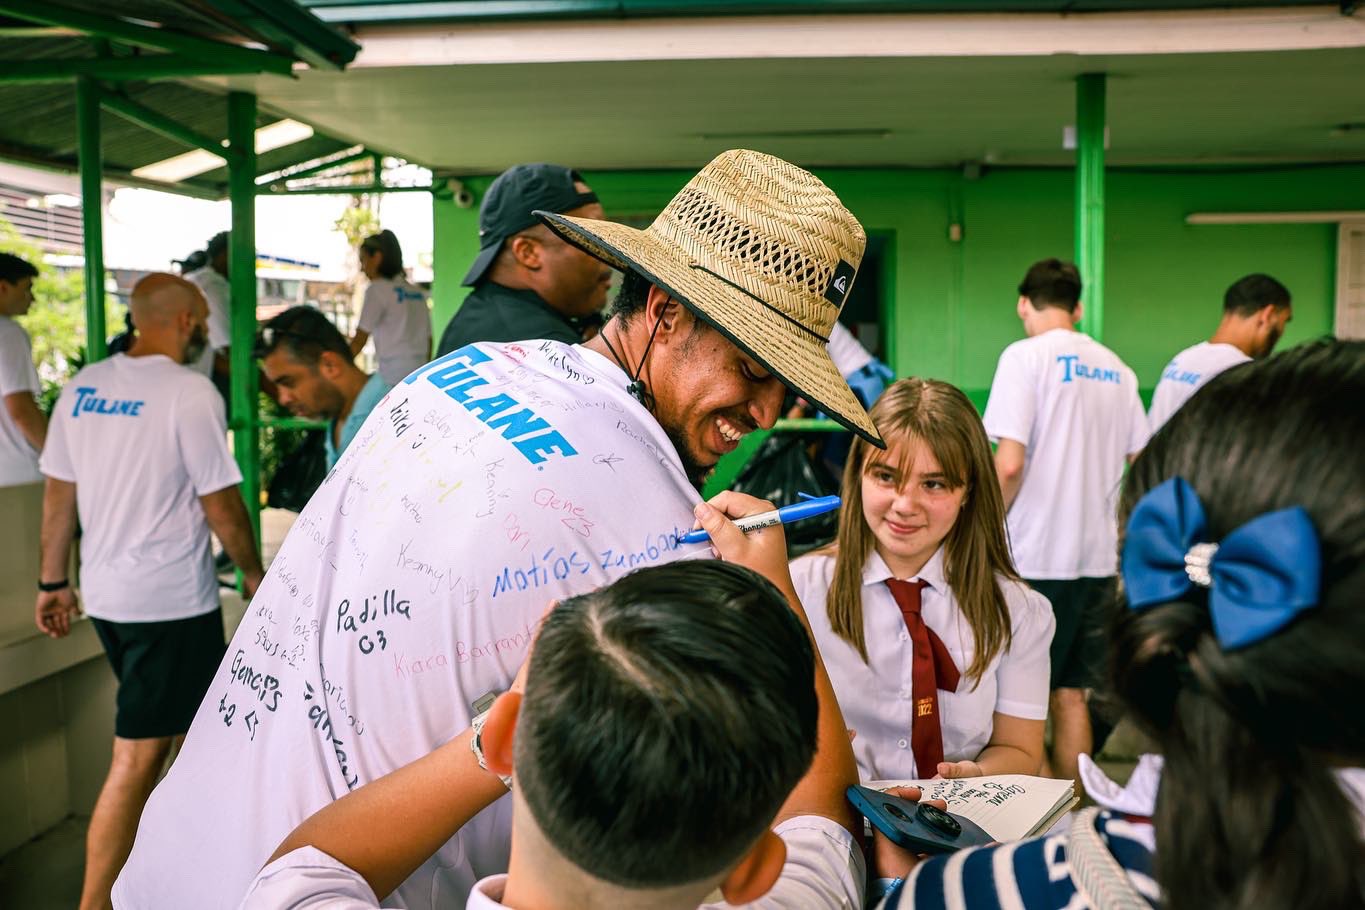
top-left (0, 1), bottom-right (357, 196)
top-left (300, 0), bottom-right (1337, 24)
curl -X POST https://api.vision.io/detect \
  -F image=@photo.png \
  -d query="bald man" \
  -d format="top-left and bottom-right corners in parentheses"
top-left (37, 273), bottom-right (264, 910)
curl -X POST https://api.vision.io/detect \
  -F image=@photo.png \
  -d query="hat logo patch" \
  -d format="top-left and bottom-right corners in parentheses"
top-left (823, 260), bottom-right (857, 307)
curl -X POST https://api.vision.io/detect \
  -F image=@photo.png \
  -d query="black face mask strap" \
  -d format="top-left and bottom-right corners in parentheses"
top-left (602, 308), bottom-right (667, 412)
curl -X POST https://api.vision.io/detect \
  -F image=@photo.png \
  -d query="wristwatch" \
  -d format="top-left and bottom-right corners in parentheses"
top-left (470, 709), bottom-right (513, 790)
top-left (38, 579), bottom-right (70, 592)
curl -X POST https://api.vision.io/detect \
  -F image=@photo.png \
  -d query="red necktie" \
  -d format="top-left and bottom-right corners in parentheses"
top-left (885, 578), bottom-right (962, 776)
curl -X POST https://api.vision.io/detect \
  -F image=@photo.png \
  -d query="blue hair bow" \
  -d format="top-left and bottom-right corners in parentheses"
top-left (1121, 477), bottom-right (1321, 649)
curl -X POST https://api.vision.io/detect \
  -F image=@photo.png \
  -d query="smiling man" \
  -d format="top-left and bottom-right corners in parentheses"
top-left (115, 149), bottom-right (881, 910)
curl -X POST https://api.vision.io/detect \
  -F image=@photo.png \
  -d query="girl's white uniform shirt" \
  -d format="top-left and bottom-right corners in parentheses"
top-left (791, 548), bottom-right (1055, 781)
top-left (358, 275), bottom-right (433, 385)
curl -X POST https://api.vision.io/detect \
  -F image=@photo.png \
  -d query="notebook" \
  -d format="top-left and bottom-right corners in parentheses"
top-left (865, 774), bottom-right (1078, 842)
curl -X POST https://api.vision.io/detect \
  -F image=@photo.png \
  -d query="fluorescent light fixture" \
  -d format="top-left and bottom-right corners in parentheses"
top-left (25, 193), bottom-right (81, 208)
top-left (132, 119), bottom-right (315, 184)
top-left (1186, 211), bottom-right (1365, 225)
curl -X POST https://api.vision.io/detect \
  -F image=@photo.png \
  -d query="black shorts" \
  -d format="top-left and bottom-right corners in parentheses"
top-left (1026, 577), bottom-right (1116, 691)
top-left (92, 608), bottom-right (226, 739)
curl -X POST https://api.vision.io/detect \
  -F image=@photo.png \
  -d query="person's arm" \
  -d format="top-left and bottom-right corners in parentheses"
top-left (35, 477), bottom-right (81, 638)
top-left (352, 285), bottom-right (380, 358)
top-left (692, 493), bottom-right (861, 836)
top-left (4, 390), bottom-right (46, 451)
top-left (264, 728), bottom-right (507, 901)
top-left (937, 714), bottom-right (1046, 779)
top-left (993, 438), bottom-right (1027, 510)
top-left (349, 329), bottom-right (370, 359)
top-left (199, 486), bottom-right (264, 597)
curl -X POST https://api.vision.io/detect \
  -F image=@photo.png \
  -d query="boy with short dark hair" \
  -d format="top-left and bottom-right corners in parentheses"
top-left (240, 496), bottom-right (912, 909)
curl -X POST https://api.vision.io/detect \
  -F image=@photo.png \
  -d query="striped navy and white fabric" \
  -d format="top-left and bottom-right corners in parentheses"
top-left (879, 810), bottom-right (1160, 910)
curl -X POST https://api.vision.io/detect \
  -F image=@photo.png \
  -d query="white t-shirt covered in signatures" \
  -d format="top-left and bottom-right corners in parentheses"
top-left (359, 276), bottom-right (433, 385)
top-left (115, 340), bottom-right (705, 910)
top-left (0, 314), bottom-right (42, 486)
top-left (791, 549), bottom-right (1054, 781)
top-left (38, 354), bottom-right (242, 622)
top-left (982, 329), bottom-right (1148, 580)
top-left (1146, 341), bottom-right (1251, 435)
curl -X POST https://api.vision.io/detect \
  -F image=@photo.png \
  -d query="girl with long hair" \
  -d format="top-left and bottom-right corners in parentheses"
top-left (349, 229), bottom-right (432, 385)
top-left (878, 338), bottom-right (1365, 909)
top-left (791, 378), bottom-right (1054, 781)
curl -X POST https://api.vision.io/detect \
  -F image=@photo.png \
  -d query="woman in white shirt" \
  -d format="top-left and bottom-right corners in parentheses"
top-left (350, 230), bottom-right (432, 384)
top-left (791, 378), bottom-right (1054, 782)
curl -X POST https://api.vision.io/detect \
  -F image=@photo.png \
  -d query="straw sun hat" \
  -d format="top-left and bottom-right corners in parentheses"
top-left (536, 148), bottom-right (885, 448)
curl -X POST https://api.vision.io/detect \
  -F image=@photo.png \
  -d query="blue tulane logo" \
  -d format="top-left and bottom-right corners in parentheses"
top-left (71, 387), bottom-right (145, 418)
top-left (1161, 364), bottom-right (1201, 386)
top-left (1056, 355), bottom-right (1120, 384)
top-left (404, 345), bottom-right (577, 465)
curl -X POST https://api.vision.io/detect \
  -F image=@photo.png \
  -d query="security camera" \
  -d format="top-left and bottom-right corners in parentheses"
top-left (447, 179), bottom-right (475, 209)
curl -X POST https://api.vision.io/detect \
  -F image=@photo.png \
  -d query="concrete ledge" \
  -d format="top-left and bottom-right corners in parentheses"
top-left (0, 588), bottom-right (249, 697)
top-left (0, 620), bottom-right (105, 696)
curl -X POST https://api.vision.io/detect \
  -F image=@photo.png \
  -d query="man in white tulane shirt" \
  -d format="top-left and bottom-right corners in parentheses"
top-left (114, 149), bottom-right (881, 910)
top-left (36, 273), bottom-right (265, 910)
top-left (1147, 273), bottom-right (1291, 434)
top-left (0, 252), bottom-right (46, 486)
top-left (982, 258), bottom-right (1147, 792)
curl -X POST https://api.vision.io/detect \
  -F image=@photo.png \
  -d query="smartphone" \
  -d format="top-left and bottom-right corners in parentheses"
top-left (847, 785), bottom-right (994, 854)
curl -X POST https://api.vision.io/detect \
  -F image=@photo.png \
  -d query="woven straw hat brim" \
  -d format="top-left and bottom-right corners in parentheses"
top-left (540, 211), bottom-right (885, 448)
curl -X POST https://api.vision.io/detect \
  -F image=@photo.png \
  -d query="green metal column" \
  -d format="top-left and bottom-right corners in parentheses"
top-left (227, 91), bottom-right (261, 546)
top-left (1074, 73), bottom-right (1106, 342)
top-left (75, 76), bottom-right (106, 361)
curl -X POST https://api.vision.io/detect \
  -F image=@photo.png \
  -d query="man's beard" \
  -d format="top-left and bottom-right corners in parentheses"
top-left (661, 421), bottom-right (711, 491)
top-left (1257, 326), bottom-right (1283, 359)
top-left (183, 329), bottom-right (208, 365)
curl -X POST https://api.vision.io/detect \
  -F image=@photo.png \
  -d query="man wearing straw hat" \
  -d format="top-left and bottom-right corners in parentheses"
top-left (115, 149), bottom-right (883, 910)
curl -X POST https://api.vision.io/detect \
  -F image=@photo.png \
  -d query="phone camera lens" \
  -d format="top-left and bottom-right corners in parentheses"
top-left (883, 801), bottom-right (910, 822)
top-left (916, 803), bottom-right (961, 838)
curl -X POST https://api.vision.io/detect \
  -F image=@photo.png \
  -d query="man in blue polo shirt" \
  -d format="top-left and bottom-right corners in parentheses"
top-left (257, 307), bottom-right (389, 468)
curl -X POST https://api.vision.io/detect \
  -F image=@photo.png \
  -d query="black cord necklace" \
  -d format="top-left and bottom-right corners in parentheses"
top-left (599, 313), bottom-right (665, 410)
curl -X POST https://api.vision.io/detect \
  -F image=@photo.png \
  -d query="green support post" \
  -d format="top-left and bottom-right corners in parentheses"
top-left (227, 91), bottom-right (262, 551)
top-left (76, 76), bottom-right (106, 362)
top-left (1074, 73), bottom-right (1106, 342)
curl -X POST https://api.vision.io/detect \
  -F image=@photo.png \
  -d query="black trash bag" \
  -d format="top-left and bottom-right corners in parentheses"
top-left (731, 432), bottom-right (842, 557)
top-left (267, 429), bottom-right (328, 513)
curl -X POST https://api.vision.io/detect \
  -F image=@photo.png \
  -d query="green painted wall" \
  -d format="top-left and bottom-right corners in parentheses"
top-left (433, 162), bottom-right (1363, 405)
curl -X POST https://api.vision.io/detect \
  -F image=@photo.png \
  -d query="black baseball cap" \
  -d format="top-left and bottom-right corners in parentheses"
top-left (463, 163), bottom-right (599, 286)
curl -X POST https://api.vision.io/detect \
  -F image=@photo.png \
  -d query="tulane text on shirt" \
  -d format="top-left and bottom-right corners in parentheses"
top-left (1056, 355), bottom-right (1120, 384)
top-left (404, 345), bottom-right (578, 465)
top-left (71, 386), bottom-right (145, 418)
top-left (1161, 364), bottom-right (1201, 386)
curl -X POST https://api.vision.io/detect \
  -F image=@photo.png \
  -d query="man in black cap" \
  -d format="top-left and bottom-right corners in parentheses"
top-left (435, 164), bottom-right (613, 357)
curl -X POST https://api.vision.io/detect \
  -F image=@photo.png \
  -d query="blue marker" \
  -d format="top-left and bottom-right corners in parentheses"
top-left (679, 493), bottom-right (842, 546)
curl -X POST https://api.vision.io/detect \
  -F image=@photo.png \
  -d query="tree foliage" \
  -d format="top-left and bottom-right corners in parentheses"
top-left (333, 204), bottom-right (380, 250)
top-left (0, 217), bottom-right (117, 411)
